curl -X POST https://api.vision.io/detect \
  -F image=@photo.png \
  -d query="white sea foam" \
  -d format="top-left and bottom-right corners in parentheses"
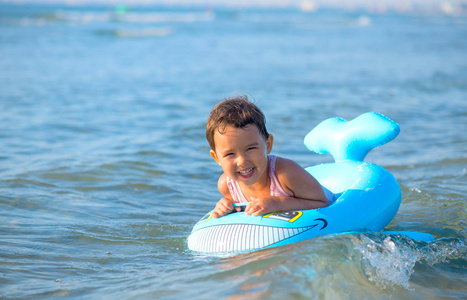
top-left (357, 236), bottom-right (418, 289)
top-left (355, 234), bottom-right (467, 290)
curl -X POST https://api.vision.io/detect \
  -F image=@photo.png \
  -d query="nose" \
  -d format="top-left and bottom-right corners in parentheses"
top-left (236, 154), bottom-right (248, 167)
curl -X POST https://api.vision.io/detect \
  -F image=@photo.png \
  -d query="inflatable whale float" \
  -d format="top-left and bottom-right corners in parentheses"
top-left (187, 112), bottom-right (434, 254)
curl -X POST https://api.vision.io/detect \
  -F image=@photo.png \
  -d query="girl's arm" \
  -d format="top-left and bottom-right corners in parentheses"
top-left (245, 157), bottom-right (328, 216)
top-left (212, 173), bottom-right (240, 218)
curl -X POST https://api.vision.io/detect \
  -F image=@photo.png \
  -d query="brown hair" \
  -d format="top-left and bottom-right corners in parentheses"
top-left (206, 96), bottom-right (269, 150)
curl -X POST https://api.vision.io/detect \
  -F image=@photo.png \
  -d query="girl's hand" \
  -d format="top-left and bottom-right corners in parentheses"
top-left (212, 197), bottom-right (240, 218)
top-left (244, 196), bottom-right (281, 216)
top-left (244, 194), bottom-right (327, 216)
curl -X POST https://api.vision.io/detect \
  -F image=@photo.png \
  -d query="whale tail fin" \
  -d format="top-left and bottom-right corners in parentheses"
top-left (304, 112), bottom-right (400, 162)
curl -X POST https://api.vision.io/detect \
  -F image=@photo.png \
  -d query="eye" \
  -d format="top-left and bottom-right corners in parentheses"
top-left (247, 146), bottom-right (257, 151)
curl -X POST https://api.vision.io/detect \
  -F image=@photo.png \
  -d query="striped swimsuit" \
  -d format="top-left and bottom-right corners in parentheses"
top-left (226, 155), bottom-right (335, 204)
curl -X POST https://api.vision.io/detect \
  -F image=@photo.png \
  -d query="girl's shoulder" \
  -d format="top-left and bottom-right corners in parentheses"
top-left (274, 156), bottom-right (316, 187)
top-left (274, 156), bottom-right (303, 174)
top-left (274, 156), bottom-right (326, 201)
top-left (217, 173), bottom-right (231, 197)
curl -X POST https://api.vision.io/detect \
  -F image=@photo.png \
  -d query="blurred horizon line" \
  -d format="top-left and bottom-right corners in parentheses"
top-left (1, 0), bottom-right (467, 16)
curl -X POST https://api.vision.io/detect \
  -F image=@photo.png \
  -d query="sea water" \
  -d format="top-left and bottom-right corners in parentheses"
top-left (0, 3), bottom-right (466, 299)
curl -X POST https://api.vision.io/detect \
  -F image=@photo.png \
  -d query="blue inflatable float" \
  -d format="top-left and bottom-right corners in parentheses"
top-left (187, 112), bottom-right (434, 254)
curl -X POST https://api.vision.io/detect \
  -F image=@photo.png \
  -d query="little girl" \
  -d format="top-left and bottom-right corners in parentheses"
top-left (206, 96), bottom-right (335, 218)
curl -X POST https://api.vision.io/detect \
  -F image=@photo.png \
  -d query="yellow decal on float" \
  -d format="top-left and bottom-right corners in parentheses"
top-left (197, 213), bottom-right (212, 223)
top-left (263, 211), bottom-right (303, 223)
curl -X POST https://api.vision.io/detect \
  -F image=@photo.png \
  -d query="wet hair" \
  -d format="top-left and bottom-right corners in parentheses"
top-left (206, 96), bottom-right (269, 150)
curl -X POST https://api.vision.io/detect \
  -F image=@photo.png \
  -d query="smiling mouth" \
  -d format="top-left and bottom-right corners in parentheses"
top-left (239, 168), bottom-right (254, 177)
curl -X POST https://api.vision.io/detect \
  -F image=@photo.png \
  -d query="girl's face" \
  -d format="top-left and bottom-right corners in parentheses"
top-left (210, 124), bottom-right (273, 188)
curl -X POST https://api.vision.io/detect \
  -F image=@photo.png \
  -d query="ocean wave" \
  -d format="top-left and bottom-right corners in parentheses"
top-left (3, 10), bottom-right (215, 27)
top-left (53, 10), bottom-right (213, 25)
top-left (115, 12), bottom-right (214, 23)
top-left (112, 27), bottom-right (174, 38)
top-left (185, 232), bottom-right (466, 298)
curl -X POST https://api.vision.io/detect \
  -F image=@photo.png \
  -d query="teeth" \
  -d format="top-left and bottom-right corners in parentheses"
top-left (240, 168), bottom-right (253, 175)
